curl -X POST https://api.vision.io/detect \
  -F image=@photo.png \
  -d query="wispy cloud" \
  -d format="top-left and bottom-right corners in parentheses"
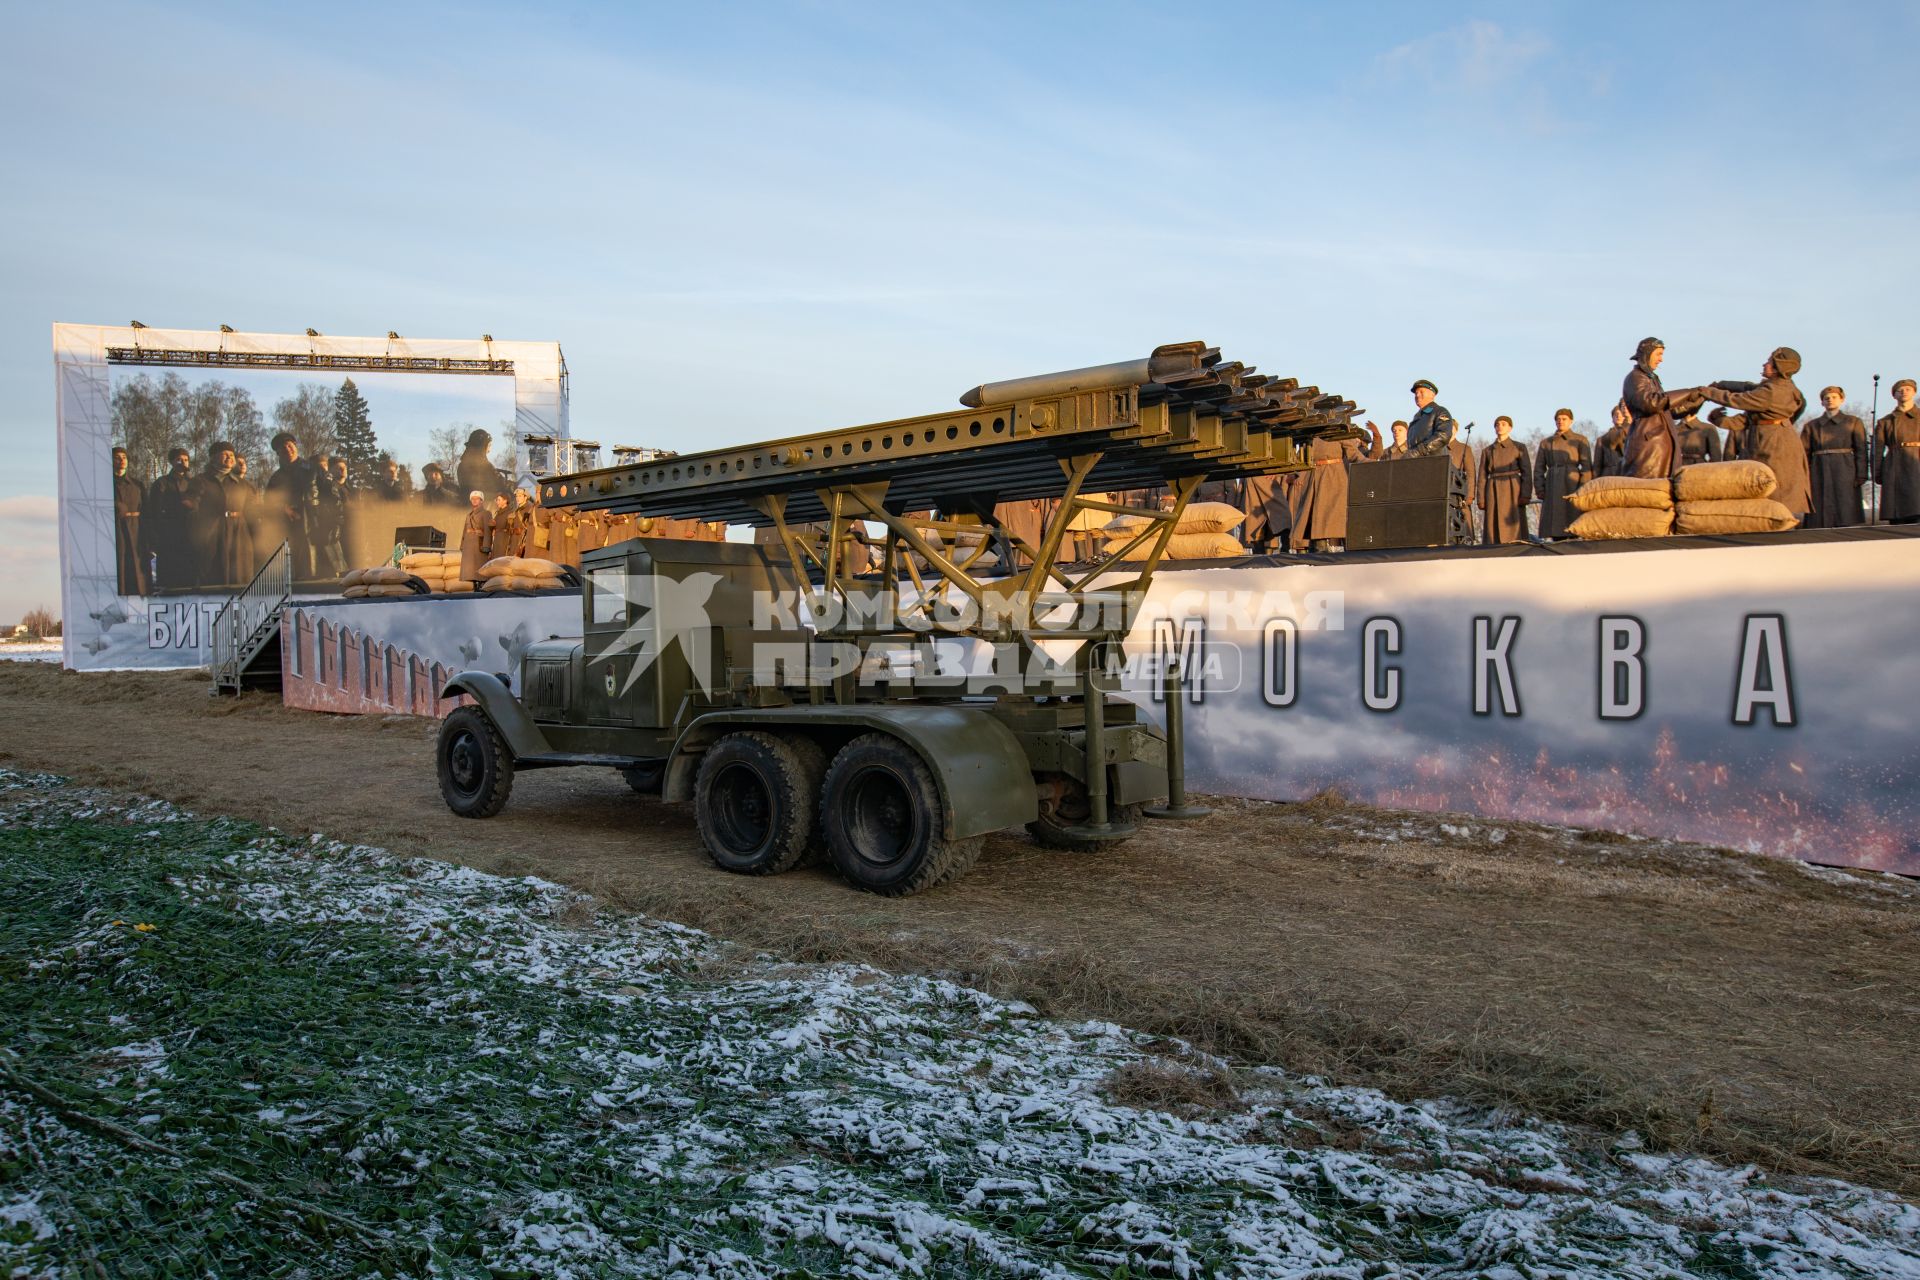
top-left (1376, 19), bottom-right (1553, 92)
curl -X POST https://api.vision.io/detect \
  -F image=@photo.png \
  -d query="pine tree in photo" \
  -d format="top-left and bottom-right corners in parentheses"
top-left (332, 378), bottom-right (381, 486)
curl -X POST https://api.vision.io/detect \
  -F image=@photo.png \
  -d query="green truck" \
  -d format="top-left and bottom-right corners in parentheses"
top-left (436, 343), bottom-right (1358, 894)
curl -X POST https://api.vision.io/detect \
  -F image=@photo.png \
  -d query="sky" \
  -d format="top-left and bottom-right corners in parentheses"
top-left (2, 0), bottom-right (1917, 621)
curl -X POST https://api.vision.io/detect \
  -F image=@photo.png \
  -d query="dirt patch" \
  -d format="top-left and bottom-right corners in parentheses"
top-left (2, 661), bottom-right (1916, 1194)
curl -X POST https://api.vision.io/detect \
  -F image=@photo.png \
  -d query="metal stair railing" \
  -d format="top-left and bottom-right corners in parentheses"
top-left (210, 541), bottom-right (292, 694)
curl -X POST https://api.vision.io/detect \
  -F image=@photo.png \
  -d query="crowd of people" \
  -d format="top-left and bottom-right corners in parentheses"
top-left (1148, 342), bottom-right (1920, 554)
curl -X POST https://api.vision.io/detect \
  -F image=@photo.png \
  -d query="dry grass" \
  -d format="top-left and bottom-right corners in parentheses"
top-left (1102, 1055), bottom-right (1244, 1118)
top-left (3, 661), bottom-right (1917, 1196)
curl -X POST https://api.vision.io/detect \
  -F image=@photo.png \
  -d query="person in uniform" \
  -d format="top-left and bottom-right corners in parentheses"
top-left (1375, 420), bottom-right (1412, 460)
top-left (992, 498), bottom-right (1051, 570)
top-left (329, 456), bottom-right (359, 569)
top-left (1293, 427), bottom-right (1378, 551)
top-left (372, 455), bottom-right (406, 503)
top-left (142, 447), bottom-right (196, 591)
top-left (231, 455), bottom-right (263, 565)
top-left (1801, 385), bottom-right (1867, 528)
top-left (1446, 429), bottom-right (1478, 542)
top-left (1874, 378), bottom-right (1920, 524)
top-left (111, 447), bottom-right (148, 595)
top-left (192, 441), bottom-right (255, 587)
top-left (262, 432), bottom-right (318, 579)
top-left (1239, 474), bottom-right (1292, 553)
top-left (1624, 337), bottom-right (1705, 477)
top-left (576, 507), bottom-right (607, 556)
top-left (1533, 408), bottom-right (1592, 540)
top-left (1685, 346), bottom-right (1811, 522)
top-left (457, 429), bottom-right (505, 502)
top-left (1479, 416), bottom-right (1533, 545)
top-left (1406, 380), bottom-right (1456, 455)
top-left (418, 462), bottom-right (463, 509)
top-left (1594, 402), bottom-right (1631, 478)
top-left (1674, 409), bottom-right (1724, 468)
top-left (459, 491), bottom-right (491, 582)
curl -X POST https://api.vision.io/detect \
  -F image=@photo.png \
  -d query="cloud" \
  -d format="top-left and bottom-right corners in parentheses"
top-left (0, 495), bottom-right (58, 522)
top-left (1376, 20), bottom-right (1553, 92)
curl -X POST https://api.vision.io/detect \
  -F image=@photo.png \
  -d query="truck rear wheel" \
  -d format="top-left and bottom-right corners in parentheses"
top-left (694, 731), bottom-right (817, 875)
top-left (820, 733), bottom-right (982, 895)
top-left (438, 706), bottom-right (514, 819)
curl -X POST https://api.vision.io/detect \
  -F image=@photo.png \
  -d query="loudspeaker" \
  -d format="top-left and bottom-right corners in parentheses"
top-left (394, 525), bottom-right (447, 549)
top-left (1349, 456), bottom-right (1467, 505)
top-left (1346, 500), bottom-right (1470, 550)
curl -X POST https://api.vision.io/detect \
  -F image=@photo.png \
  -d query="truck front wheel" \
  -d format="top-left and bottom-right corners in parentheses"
top-left (438, 706), bottom-right (514, 818)
top-left (820, 733), bottom-right (982, 895)
top-left (694, 731), bottom-right (817, 875)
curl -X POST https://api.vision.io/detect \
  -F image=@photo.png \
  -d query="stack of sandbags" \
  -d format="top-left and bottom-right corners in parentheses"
top-left (1567, 476), bottom-right (1675, 539)
top-left (1672, 461), bottom-right (1799, 533)
top-left (398, 549), bottom-right (475, 594)
top-left (339, 566), bottom-right (431, 599)
top-left (477, 556), bottom-right (570, 592)
top-left (906, 526), bottom-right (1000, 573)
top-left (1103, 500), bottom-right (1248, 560)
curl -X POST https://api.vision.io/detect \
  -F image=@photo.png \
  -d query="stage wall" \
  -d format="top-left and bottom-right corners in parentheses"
top-left (281, 533), bottom-right (1920, 874)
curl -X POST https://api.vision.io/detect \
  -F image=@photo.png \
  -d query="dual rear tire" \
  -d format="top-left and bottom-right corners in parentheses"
top-left (693, 730), bottom-right (980, 895)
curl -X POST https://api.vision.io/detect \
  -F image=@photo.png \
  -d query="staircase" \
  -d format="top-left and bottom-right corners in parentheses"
top-left (210, 542), bottom-right (292, 695)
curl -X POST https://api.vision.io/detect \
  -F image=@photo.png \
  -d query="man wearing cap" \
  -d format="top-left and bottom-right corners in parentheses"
top-left (1376, 420), bottom-right (1412, 460)
top-left (263, 431), bottom-right (319, 579)
top-left (1685, 347), bottom-right (1811, 521)
top-left (1875, 378), bottom-right (1920, 523)
top-left (1406, 380), bottom-right (1456, 455)
top-left (1595, 402), bottom-right (1631, 478)
top-left (1533, 409), bottom-right (1591, 540)
top-left (1802, 385), bottom-right (1867, 528)
top-left (1623, 338), bottom-right (1706, 477)
top-left (111, 447), bottom-right (148, 595)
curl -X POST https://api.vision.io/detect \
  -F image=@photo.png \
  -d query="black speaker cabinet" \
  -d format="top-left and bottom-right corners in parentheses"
top-left (1346, 499), bottom-right (1471, 550)
top-left (1349, 455), bottom-right (1467, 505)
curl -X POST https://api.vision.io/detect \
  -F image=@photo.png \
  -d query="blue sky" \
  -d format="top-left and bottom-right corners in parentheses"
top-left (2, 1), bottom-right (1916, 619)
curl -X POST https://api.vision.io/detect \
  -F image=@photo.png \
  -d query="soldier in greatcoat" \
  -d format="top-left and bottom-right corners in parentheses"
top-left (1479, 417), bottom-right (1533, 545)
top-left (1874, 377), bottom-right (1920, 523)
top-left (1533, 409), bottom-right (1592, 540)
top-left (1292, 427), bottom-right (1378, 551)
top-left (459, 491), bottom-right (491, 582)
top-left (1681, 346), bottom-right (1810, 521)
top-left (193, 441), bottom-right (256, 587)
top-left (111, 447), bottom-right (148, 595)
top-left (1675, 411), bottom-right (1724, 468)
top-left (1801, 385), bottom-right (1867, 528)
top-left (1375, 420), bottom-right (1411, 460)
top-left (262, 433), bottom-right (318, 579)
top-left (142, 447), bottom-right (197, 591)
top-left (1594, 402), bottom-right (1631, 478)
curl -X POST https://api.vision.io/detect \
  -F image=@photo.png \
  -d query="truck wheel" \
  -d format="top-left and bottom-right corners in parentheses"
top-left (438, 706), bottom-right (514, 819)
top-left (820, 733), bottom-right (982, 895)
top-left (1027, 773), bottom-right (1142, 851)
top-left (694, 731), bottom-right (817, 875)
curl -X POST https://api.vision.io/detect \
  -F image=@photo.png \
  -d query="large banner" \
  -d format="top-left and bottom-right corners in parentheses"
top-left (277, 532), bottom-right (1920, 874)
top-left (1123, 532), bottom-right (1920, 874)
top-left (54, 325), bottom-right (569, 670)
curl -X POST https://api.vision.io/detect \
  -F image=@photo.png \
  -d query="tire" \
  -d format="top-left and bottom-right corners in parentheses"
top-left (437, 706), bottom-right (514, 818)
top-left (621, 761), bottom-right (664, 796)
top-left (694, 731), bottom-right (818, 875)
top-left (784, 735), bottom-right (830, 863)
top-left (820, 733), bottom-right (982, 895)
top-left (1027, 772), bottom-right (1141, 851)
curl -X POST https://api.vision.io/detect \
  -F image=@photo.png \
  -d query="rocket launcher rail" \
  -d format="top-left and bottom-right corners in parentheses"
top-left (538, 340), bottom-right (1360, 527)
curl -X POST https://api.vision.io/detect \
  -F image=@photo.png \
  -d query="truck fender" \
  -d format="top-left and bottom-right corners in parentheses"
top-left (439, 671), bottom-right (556, 759)
top-left (663, 705), bottom-right (1038, 841)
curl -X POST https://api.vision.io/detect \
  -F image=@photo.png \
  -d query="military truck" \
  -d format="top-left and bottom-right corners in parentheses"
top-left (437, 343), bottom-right (1359, 894)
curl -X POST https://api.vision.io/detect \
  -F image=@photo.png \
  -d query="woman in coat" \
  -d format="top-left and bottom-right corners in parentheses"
top-left (1479, 417), bottom-right (1533, 545)
top-left (459, 490), bottom-right (491, 582)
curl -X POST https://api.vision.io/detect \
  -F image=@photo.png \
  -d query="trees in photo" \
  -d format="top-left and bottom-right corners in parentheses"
top-left (111, 374), bottom-right (268, 480)
top-left (271, 383), bottom-right (338, 464)
top-left (21, 607), bottom-right (60, 639)
top-left (331, 378), bottom-right (381, 485)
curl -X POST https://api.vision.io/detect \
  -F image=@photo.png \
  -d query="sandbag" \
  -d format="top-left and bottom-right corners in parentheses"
top-left (1569, 476), bottom-right (1674, 512)
top-left (481, 573), bottom-right (568, 592)
top-left (1106, 530), bottom-right (1247, 560)
top-left (400, 551), bottom-right (458, 572)
top-left (1673, 498), bottom-right (1799, 534)
top-left (1673, 460), bottom-right (1776, 502)
top-left (1173, 500), bottom-right (1247, 534)
top-left (339, 568), bottom-right (368, 589)
top-left (359, 565), bottom-right (412, 586)
top-left (477, 556), bottom-right (565, 580)
top-left (1568, 507), bottom-right (1674, 540)
top-left (365, 582), bottom-right (426, 598)
top-left (342, 584), bottom-right (370, 598)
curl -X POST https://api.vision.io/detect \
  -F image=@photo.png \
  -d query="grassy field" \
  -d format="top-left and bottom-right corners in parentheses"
top-left (3, 768), bottom-right (1917, 1279)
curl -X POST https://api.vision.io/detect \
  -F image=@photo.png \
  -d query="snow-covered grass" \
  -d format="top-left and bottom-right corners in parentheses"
top-left (2, 768), bottom-right (1916, 1279)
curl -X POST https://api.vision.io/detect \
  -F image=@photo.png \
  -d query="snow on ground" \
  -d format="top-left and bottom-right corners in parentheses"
top-left (3, 770), bottom-right (1918, 1278)
top-left (0, 642), bottom-right (61, 663)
